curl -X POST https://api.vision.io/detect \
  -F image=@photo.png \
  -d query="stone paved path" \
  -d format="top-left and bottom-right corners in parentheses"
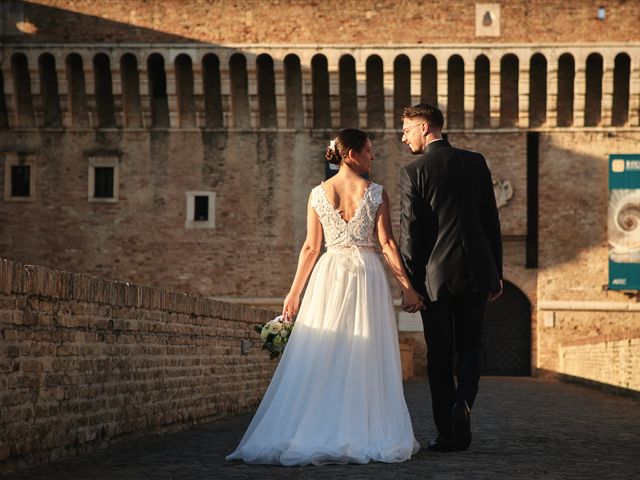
top-left (3, 378), bottom-right (640, 479)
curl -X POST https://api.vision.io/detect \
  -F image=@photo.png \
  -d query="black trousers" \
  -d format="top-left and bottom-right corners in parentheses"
top-left (420, 290), bottom-right (487, 436)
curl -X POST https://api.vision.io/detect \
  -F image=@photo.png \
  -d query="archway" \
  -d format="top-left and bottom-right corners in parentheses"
top-left (482, 280), bottom-right (531, 375)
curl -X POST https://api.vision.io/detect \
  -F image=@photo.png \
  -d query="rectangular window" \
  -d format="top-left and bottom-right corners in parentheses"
top-left (4, 153), bottom-right (35, 202)
top-left (88, 157), bottom-right (119, 203)
top-left (94, 167), bottom-right (114, 198)
top-left (185, 191), bottom-right (215, 229)
top-left (11, 165), bottom-right (30, 197)
top-left (194, 195), bottom-right (209, 221)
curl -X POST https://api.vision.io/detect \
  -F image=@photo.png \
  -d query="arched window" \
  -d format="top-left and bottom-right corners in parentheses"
top-left (366, 55), bottom-right (385, 129)
top-left (447, 55), bottom-right (464, 128)
top-left (557, 53), bottom-right (574, 127)
top-left (529, 53), bottom-right (547, 127)
top-left (175, 54), bottom-right (196, 127)
top-left (65, 53), bottom-right (89, 127)
top-left (393, 55), bottom-right (411, 129)
top-left (584, 53), bottom-right (603, 127)
top-left (120, 53), bottom-right (142, 128)
top-left (256, 54), bottom-right (277, 128)
top-left (612, 53), bottom-right (630, 126)
top-left (421, 54), bottom-right (437, 105)
top-left (474, 55), bottom-right (490, 128)
top-left (339, 55), bottom-right (358, 128)
top-left (284, 54), bottom-right (303, 128)
top-left (11, 53), bottom-right (35, 127)
top-left (93, 53), bottom-right (116, 127)
top-left (202, 54), bottom-right (223, 129)
top-left (311, 54), bottom-right (330, 129)
top-left (500, 54), bottom-right (519, 127)
top-left (229, 53), bottom-right (250, 128)
top-left (38, 53), bottom-right (62, 127)
top-left (147, 53), bottom-right (170, 128)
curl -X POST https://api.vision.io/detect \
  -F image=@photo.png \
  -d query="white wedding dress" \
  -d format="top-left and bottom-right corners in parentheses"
top-left (226, 182), bottom-right (419, 466)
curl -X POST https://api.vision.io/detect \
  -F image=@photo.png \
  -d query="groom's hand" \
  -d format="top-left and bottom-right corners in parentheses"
top-left (402, 289), bottom-right (424, 313)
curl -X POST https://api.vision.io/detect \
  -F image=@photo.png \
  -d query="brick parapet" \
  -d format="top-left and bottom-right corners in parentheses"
top-left (559, 335), bottom-right (640, 391)
top-left (0, 258), bottom-right (278, 472)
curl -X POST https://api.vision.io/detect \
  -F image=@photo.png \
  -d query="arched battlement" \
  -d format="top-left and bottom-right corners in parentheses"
top-left (0, 44), bottom-right (639, 131)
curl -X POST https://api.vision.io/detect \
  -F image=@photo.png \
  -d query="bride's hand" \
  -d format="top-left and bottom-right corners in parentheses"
top-left (282, 292), bottom-right (300, 322)
top-left (402, 288), bottom-right (424, 313)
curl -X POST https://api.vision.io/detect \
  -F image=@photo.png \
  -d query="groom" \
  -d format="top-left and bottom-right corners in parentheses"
top-left (398, 103), bottom-right (503, 452)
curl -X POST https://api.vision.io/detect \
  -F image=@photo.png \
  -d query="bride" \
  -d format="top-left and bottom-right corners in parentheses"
top-left (226, 128), bottom-right (423, 466)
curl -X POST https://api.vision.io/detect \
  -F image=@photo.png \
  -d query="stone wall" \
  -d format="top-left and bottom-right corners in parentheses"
top-left (0, 258), bottom-right (278, 473)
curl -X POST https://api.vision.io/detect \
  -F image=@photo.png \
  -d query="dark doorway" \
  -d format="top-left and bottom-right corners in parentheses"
top-left (482, 281), bottom-right (531, 375)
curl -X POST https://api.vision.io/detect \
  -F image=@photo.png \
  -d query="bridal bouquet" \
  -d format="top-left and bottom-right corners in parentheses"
top-left (254, 315), bottom-right (294, 359)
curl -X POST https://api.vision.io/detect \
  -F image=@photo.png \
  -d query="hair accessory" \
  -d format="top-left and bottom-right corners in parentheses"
top-left (328, 139), bottom-right (336, 152)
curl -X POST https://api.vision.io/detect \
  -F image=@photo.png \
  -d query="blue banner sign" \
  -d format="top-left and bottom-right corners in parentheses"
top-left (609, 154), bottom-right (640, 290)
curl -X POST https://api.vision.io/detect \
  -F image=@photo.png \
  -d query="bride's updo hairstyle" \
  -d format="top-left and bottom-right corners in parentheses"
top-left (325, 128), bottom-right (369, 166)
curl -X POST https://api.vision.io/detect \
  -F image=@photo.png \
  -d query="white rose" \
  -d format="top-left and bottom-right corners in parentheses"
top-left (268, 322), bottom-right (283, 334)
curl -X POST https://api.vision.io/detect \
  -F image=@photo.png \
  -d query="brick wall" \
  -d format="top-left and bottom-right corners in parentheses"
top-left (0, 258), bottom-right (278, 472)
top-left (9, 0), bottom-right (639, 44)
top-left (0, 131), bottom-right (527, 299)
top-left (559, 332), bottom-right (640, 392)
top-left (537, 131), bottom-right (640, 390)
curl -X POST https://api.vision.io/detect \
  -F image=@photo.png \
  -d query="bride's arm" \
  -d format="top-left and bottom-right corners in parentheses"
top-left (282, 196), bottom-right (323, 320)
top-left (375, 189), bottom-right (424, 312)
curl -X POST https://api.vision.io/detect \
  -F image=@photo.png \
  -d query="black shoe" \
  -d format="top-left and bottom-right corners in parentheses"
top-left (452, 400), bottom-right (471, 451)
top-left (427, 435), bottom-right (455, 452)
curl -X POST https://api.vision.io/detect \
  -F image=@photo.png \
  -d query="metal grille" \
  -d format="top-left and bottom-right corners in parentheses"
top-left (482, 281), bottom-right (531, 376)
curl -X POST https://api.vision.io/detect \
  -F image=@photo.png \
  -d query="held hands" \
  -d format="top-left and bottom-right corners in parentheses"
top-left (281, 291), bottom-right (300, 323)
top-left (401, 288), bottom-right (425, 313)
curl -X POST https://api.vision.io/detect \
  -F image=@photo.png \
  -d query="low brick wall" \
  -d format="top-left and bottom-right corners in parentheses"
top-left (559, 331), bottom-right (640, 393)
top-left (0, 258), bottom-right (278, 472)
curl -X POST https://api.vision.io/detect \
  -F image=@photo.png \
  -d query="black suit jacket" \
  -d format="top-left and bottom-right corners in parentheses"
top-left (399, 140), bottom-right (502, 301)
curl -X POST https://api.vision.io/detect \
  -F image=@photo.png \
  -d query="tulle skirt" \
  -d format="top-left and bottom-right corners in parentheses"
top-left (226, 247), bottom-right (420, 466)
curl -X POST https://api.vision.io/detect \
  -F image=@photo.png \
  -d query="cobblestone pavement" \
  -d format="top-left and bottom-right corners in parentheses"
top-left (3, 377), bottom-right (640, 480)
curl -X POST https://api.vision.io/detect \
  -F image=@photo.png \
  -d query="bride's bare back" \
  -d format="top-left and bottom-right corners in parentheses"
top-left (320, 177), bottom-right (371, 223)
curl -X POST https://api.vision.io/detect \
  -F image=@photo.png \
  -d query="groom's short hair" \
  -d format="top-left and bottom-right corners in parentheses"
top-left (401, 103), bottom-right (444, 129)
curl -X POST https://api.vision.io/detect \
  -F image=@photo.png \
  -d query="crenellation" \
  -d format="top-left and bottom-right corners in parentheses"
top-left (2, 44), bottom-right (639, 132)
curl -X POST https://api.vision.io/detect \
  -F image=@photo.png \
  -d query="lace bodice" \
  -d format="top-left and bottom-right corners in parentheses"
top-left (310, 182), bottom-right (384, 249)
